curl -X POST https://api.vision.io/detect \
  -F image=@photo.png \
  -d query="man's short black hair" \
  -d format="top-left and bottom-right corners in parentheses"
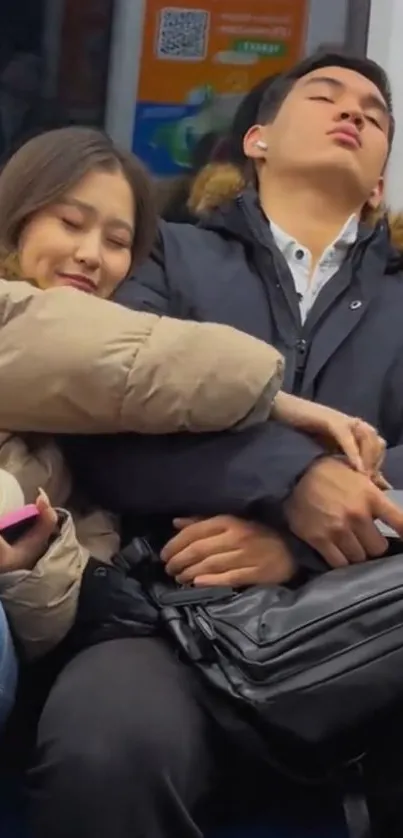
top-left (257, 50), bottom-right (394, 148)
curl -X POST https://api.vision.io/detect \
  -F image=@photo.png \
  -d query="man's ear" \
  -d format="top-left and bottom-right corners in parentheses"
top-left (366, 176), bottom-right (384, 210)
top-left (243, 124), bottom-right (269, 161)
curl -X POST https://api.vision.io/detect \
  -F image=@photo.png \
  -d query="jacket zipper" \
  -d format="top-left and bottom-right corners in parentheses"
top-left (293, 338), bottom-right (308, 395)
top-left (250, 243), bottom-right (308, 396)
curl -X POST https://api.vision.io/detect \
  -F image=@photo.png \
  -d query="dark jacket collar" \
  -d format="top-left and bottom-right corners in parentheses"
top-left (198, 188), bottom-right (400, 275)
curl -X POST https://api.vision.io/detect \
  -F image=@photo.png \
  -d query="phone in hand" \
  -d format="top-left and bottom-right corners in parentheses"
top-left (0, 505), bottom-right (39, 545)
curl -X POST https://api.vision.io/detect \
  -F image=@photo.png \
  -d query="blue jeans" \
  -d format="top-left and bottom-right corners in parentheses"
top-left (0, 603), bottom-right (17, 728)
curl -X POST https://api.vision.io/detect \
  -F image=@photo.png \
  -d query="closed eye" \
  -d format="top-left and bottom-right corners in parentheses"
top-left (366, 114), bottom-right (382, 128)
top-left (62, 217), bottom-right (83, 231)
top-left (106, 237), bottom-right (131, 249)
top-left (308, 95), bottom-right (334, 103)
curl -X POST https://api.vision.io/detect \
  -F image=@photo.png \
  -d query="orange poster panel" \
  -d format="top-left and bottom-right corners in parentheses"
top-left (133, 0), bottom-right (308, 175)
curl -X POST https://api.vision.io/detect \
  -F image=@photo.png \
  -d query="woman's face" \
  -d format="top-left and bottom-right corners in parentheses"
top-left (18, 167), bottom-right (135, 297)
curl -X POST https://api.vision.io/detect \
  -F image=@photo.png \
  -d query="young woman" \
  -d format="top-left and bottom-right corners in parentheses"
top-left (0, 125), bottom-right (289, 658)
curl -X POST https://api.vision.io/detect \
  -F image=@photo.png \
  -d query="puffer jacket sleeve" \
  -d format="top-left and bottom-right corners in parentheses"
top-left (0, 433), bottom-right (120, 659)
top-left (0, 507), bottom-right (121, 661)
top-left (0, 279), bottom-right (283, 434)
top-left (0, 512), bottom-right (89, 661)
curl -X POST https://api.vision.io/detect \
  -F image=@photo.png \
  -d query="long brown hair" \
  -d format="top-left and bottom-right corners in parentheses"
top-left (0, 126), bottom-right (157, 277)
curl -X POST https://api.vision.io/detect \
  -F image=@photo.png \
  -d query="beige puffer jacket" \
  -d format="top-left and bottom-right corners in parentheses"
top-left (0, 279), bottom-right (284, 660)
top-left (0, 279), bottom-right (284, 433)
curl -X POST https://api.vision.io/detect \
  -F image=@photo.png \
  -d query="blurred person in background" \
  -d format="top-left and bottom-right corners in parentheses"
top-left (158, 76), bottom-right (279, 224)
top-left (159, 130), bottom-right (222, 223)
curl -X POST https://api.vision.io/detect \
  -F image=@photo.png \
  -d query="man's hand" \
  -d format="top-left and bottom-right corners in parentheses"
top-left (285, 457), bottom-right (403, 568)
top-left (161, 515), bottom-right (295, 587)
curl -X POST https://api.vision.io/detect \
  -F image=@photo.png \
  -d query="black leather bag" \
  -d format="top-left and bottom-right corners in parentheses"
top-left (128, 536), bottom-right (403, 784)
top-left (73, 537), bottom-right (403, 836)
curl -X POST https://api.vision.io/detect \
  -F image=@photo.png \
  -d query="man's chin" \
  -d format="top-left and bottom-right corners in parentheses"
top-left (305, 154), bottom-right (364, 189)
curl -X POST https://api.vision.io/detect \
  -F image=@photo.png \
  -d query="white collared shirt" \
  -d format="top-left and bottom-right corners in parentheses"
top-left (270, 215), bottom-right (358, 323)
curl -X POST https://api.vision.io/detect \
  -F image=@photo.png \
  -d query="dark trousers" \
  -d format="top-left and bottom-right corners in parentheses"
top-left (28, 638), bottom-right (215, 838)
top-left (24, 635), bottom-right (403, 838)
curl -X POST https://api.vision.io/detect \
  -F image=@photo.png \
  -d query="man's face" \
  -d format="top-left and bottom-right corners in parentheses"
top-left (244, 66), bottom-right (390, 206)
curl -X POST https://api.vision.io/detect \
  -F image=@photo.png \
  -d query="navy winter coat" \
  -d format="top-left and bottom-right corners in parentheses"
top-left (64, 191), bottom-right (403, 527)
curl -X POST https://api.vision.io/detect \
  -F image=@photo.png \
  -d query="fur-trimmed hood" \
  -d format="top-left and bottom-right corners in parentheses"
top-left (188, 162), bottom-right (403, 255)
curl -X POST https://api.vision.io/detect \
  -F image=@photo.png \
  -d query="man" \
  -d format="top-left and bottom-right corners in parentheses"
top-left (75, 51), bottom-right (403, 569)
top-left (38, 52), bottom-right (403, 838)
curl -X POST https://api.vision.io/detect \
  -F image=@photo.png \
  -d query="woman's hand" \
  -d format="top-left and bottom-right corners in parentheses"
top-left (0, 489), bottom-right (58, 574)
top-left (272, 392), bottom-right (387, 482)
top-left (161, 515), bottom-right (296, 587)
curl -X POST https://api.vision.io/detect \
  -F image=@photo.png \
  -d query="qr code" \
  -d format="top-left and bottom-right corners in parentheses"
top-left (156, 8), bottom-right (210, 61)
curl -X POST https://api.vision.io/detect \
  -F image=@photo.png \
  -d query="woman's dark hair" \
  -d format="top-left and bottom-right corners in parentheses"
top-left (0, 126), bottom-right (157, 271)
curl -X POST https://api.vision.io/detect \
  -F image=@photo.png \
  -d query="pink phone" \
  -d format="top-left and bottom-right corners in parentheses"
top-left (0, 505), bottom-right (39, 545)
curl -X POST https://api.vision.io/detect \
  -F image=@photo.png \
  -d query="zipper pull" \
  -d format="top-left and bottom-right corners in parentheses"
top-left (295, 338), bottom-right (308, 370)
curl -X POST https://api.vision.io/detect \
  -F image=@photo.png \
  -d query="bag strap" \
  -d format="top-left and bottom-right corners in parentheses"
top-left (115, 537), bottom-right (234, 605)
top-left (156, 585), bottom-right (233, 606)
top-left (342, 761), bottom-right (372, 838)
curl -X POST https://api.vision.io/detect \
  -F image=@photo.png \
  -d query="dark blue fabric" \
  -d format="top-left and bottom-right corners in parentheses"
top-left (64, 194), bottom-right (403, 526)
top-left (0, 786), bottom-right (28, 838)
top-left (0, 798), bottom-right (347, 838)
top-left (0, 784), bottom-right (347, 838)
top-left (0, 604), bottom-right (17, 728)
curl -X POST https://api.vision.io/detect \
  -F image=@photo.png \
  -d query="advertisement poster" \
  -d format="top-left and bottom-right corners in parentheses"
top-left (133, 0), bottom-right (308, 176)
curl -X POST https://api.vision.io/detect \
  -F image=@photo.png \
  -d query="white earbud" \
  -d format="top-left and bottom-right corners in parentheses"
top-left (254, 140), bottom-right (268, 150)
